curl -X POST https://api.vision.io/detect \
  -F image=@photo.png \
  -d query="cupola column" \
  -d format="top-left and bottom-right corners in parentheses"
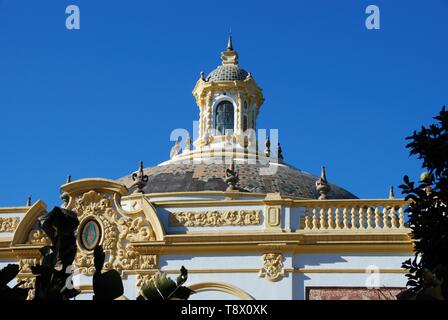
top-left (237, 93), bottom-right (243, 134)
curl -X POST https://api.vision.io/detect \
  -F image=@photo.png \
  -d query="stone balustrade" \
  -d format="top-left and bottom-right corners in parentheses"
top-left (298, 199), bottom-right (409, 232)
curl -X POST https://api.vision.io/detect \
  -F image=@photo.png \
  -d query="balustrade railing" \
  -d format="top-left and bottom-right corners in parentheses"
top-left (297, 200), bottom-right (409, 232)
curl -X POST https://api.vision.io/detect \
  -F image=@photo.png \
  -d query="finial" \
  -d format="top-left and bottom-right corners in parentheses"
top-left (66, 175), bottom-right (72, 184)
top-left (277, 143), bottom-right (283, 161)
top-left (264, 137), bottom-right (271, 157)
top-left (184, 135), bottom-right (192, 151)
top-left (316, 166), bottom-right (331, 200)
top-left (224, 161), bottom-right (239, 191)
top-left (200, 71), bottom-right (205, 81)
top-left (131, 161), bottom-right (149, 194)
top-left (26, 195), bottom-right (32, 206)
top-left (227, 31), bottom-right (233, 51)
top-left (389, 186), bottom-right (395, 199)
top-left (170, 139), bottom-right (181, 159)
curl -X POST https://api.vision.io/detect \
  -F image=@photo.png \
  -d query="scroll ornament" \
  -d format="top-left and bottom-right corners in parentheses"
top-left (71, 190), bottom-right (156, 275)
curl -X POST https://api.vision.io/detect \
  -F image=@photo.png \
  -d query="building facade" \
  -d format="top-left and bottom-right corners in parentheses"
top-left (0, 37), bottom-right (413, 300)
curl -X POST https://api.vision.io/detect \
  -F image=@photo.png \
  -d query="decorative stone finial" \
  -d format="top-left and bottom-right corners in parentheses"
top-left (184, 135), bottom-right (192, 151)
top-left (224, 161), bottom-right (239, 191)
top-left (170, 140), bottom-right (181, 159)
top-left (265, 137), bottom-right (271, 157)
top-left (26, 195), bottom-right (32, 206)
top-left (221, 33), bottom-right (238, 65)
top-left (315, 166), bottom-right (331, 200)
top-left (420, 171), bottom-right (433, 195)
top-left (131, 161), bottom-right (149, 194)
top-left (389, 186), bottom-right (395, 199)
top-left (277, 143), bottom-right (283, 161)
top-left (227, 32), bottom-right (233, 51)
top-left (66, 175), bottom-right (72, 184)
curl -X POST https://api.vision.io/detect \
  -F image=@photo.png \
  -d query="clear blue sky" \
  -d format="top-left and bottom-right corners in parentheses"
top-left (0, 0), bottom-right (447, 207)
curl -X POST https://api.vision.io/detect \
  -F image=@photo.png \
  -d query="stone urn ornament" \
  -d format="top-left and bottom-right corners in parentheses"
top-left (315, 166), bottom-right (331, 200)
top-left (224, 161), bottom-right (239, 191)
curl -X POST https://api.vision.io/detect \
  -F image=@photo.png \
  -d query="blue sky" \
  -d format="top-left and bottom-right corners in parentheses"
top-left (0, 0), bottom-right (447, 207)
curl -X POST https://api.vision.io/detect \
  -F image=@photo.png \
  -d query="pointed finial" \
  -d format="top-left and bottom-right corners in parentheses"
top-left (277, 143), bottom-right (284, 161)
top-left (26, 195), bottom-right (32, 206)
top-left (389, 186), bottom-right (395, 199)
top-left (265, 136), bottom-right (271, 157)
top-left (316, 166), bottom-right (331, 200)
top-left (200, 71), bottom-right (205, 81)
top-left (321, 166), bottom-right (327, 182)
top-left (66, 175), bottom-right (72, 184)
top-left (227, 32), bottom-right (233, 51)
top-left (132, 160), bottom-right (149, 194)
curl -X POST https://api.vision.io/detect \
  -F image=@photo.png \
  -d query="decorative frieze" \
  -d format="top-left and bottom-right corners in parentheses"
top-left (0, 217), bottom-right (20, 232)
top-left (169, 210), bottom-right (260, 227)
top-left (259, 253), bottom-right (285, 282)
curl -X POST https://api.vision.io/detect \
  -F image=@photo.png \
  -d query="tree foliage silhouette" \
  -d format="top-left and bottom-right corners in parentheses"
top-left (399, 106), bottom-right (448, 300)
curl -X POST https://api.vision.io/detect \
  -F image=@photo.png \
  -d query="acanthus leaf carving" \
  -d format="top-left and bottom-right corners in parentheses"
top-left (169, 210), bottom-right (260, 227)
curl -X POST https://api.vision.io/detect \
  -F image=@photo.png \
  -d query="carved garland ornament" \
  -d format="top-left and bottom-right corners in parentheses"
top-left (169, 210), bottom-right (260, 227)
top-left (259, 253), bottom-right (285, 282)
top-left (0, 217), bottom-right (20, 232)
top-left (72, 190), bottom-right (156, 275)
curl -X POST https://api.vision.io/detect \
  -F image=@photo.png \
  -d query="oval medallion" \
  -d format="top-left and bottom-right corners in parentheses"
top-left (80, 219), bottom-right (101, 251)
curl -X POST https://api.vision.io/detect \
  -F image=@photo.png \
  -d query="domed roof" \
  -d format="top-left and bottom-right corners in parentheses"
top-left (118, 162), bottom-right (357, 199)
top-left (207, 64), bottom-right (249, 82)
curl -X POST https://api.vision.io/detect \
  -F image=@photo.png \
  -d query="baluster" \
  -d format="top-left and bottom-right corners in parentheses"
top-left (303, 208), bottom-right (310, 230)
top-left (359, 207), bottom-right (365, 229)
top-left (327, 208), bottom-right (334, 229)
top-left (390, 207), bottom-right (398, 228)
top-left (399, 207), bottom-right (405, 228)
top-left (335, 208), bottom-right (341, 229)
top-left (374, 207), bottom-right (381, 229)
top-left (342, 208), bottom-right (349, 229)
top-left (320, 208), bottom-right (326, 229)
top-left (382, 207), bottom-right (389, 229)
top-left (312, 208), bottom-right (319, 230)
top-left (366, 207), bottom-right (373, 230)
top-left (350, 207), bottom-right (357, 229)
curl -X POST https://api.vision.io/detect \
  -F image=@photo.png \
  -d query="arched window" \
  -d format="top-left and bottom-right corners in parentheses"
top-left (214, 101), bottom-right (234, 135)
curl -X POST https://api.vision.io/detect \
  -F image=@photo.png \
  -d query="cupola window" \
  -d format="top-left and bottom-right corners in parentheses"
top-left (215, 101), bottom-right (234, 135)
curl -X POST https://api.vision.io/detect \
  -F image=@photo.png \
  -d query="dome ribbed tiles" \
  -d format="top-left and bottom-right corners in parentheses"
top-left (207, 65), bottom-right (249, 82)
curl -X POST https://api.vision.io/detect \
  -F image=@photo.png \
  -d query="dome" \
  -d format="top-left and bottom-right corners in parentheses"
top-left (207, 64), bottom-right (249, 82)
top-left (117, 162), bottom-right (357, 199)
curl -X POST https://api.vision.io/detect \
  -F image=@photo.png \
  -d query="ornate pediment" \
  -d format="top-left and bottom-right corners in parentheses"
top-left (70, 190), bottom-right (156, 275)
top-left (56, 179), bottom-right (165, 276)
